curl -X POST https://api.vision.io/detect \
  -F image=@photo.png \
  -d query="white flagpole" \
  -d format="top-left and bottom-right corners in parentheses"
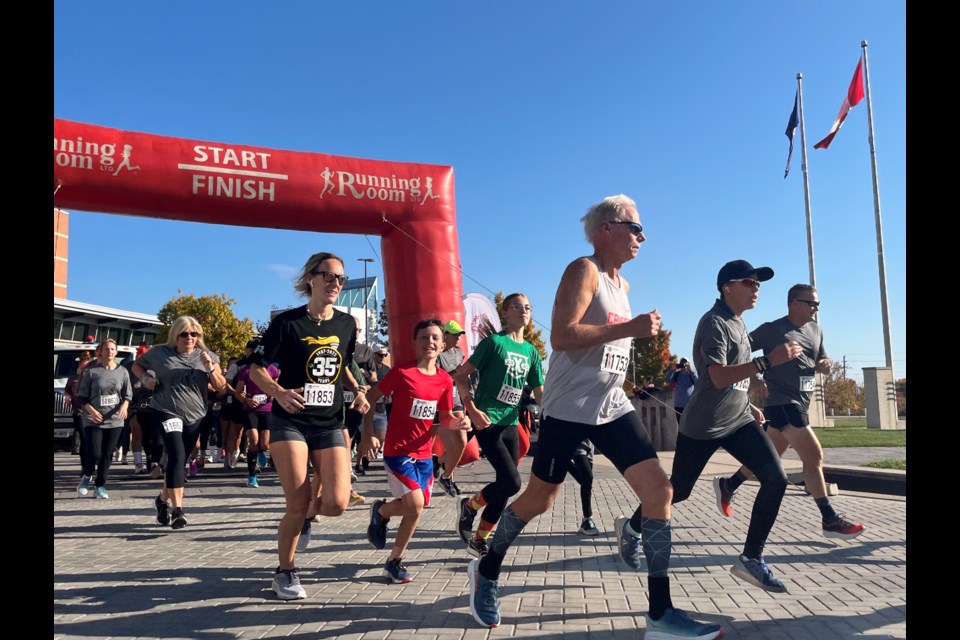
top-left (861, 40), bottom-right (894, 374)
top-left (796, 72), bottom-right (816, 287)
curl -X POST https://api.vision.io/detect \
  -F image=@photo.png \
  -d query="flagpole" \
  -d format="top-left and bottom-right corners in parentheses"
top-left (861, 40), bottom-right (894, 373)
top-left (796, 73), bottom-right (816, 287)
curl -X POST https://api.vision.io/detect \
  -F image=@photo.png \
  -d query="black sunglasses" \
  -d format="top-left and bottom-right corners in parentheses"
top-left (795, 299), bottom-right (820, 309)
top-left (312, 270), bottom-right (348, 286)
top-left (178, 331), bottom-right (199, 339)
top-left (609, 220), bottom-right (643, 237)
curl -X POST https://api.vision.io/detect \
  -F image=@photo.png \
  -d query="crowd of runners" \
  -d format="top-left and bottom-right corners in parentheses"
top-left (65, 193), bottom-right (867, 640)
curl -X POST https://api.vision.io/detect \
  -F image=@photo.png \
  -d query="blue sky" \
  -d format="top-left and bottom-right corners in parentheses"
top-left (54, 2), bottom-right (906, 382)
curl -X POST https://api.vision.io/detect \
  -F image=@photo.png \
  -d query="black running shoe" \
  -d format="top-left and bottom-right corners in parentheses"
top-left (155, 494), bottom-right (170, 526)
top-left (457, 497), bottom-right (478, 544)
top-left (467, 537), bottom-right (490, 558)
top-left (170, 507), bottom-right (187, 530)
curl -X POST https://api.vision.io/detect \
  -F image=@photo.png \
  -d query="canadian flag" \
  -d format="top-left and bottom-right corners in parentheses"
top-left (814, 58), bottom-right (865, 150)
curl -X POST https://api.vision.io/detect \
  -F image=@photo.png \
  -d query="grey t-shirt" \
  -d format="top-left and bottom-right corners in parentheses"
top-left (437, 346), bottom-right (465, 409)
top-left (680, 299), bottom-right (754, 439)
top-left (135, 344), bottom-right (219, 425)
top-left (750, 316), bottom-right (827, 409)
top-left (78, 363), bottom-right (133, 429)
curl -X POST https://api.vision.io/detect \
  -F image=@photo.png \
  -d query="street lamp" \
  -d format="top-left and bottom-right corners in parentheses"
top-left (358, 258), bottom-right (374, 344)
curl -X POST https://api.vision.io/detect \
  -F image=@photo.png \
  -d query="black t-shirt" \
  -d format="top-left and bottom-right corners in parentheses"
top-left (252, 305), bottom-right (357, 430)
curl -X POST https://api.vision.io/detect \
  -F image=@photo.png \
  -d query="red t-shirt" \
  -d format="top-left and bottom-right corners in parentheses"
top-left (378, 362), bottom-right (454, 459)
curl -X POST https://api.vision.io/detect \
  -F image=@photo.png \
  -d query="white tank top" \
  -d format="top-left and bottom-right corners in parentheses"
top-left (541, 256), bottom-right (635, 425)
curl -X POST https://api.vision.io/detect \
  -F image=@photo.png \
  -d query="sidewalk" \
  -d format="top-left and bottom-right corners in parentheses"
top-left (53, 448), bottom-right (906, 639)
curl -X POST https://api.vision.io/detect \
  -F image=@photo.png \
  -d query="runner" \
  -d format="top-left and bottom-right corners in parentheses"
top-left (433, 319), bottom-right (469, 496)
top-left (359, 318), bottom-right (471, 583)
top-left (247, 251), bottom-right (370, 600)
top-left (464, 194), bottom-right (721, 639)
top-left (454, 293), bottom-right (544, 558)
top-left (714, 283), bottom-right (865, 539)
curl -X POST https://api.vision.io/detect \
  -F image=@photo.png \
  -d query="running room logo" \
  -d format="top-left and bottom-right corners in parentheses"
top-left (319, 166), bottom-right (441, 205)
top-left (303, 336), bottom-right (343, 383)
top-left (53, 135), bottom-right (141, 176)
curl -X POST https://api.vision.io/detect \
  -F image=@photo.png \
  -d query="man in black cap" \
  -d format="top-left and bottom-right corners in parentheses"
top-left (666, 259), bottom-right (802, 594)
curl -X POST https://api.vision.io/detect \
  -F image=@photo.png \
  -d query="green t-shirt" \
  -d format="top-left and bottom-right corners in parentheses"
top-left (468, 332), bottom-right (544, 426)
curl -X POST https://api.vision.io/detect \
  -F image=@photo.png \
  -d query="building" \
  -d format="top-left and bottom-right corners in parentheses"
top-left (270, 276), bottom-right (379, 343)
top-left (54, 298), bottom-right (163, 347)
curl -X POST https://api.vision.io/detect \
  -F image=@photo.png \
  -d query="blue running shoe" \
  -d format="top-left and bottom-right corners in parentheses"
top-left (383, 558), bottom-right (413, 584)
top-left (730, 554), bottom-right (787, 593)
top-left (614, 516), bottom-right (643, 570)
top-left (247, 475), bottom-right (259, 488)
top-left (646, 608), bottom-right (724, 640)
top-left (77, 475), bottom-right (91, 497)
top-left (367, 500), bottom-right (388, 549)
top-left (258, 451), bottom-right (268, 468)
top-left (94, 486), bottom-right (109, 499)
top-left (467, 558), bottom-right (500, 628)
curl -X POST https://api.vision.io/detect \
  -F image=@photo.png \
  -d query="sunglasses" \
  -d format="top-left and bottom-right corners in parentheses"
top-left (730, 278), bottom-right (761, 289)
top-left (312, 270), bottom-right (348, 286)
top-left (375, 353), bottom-right (387, 357)
top-left (178, 331), bottom-right (200, 339)
top-left (509, 303), bottom-right (534, 312)
top-left (795, 299), bottom-right (820, 309)
top-left (609, 220), bottom-right (644, 237)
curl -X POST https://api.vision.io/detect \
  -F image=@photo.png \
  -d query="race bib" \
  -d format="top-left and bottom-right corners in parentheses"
top-left (410, 398), bottom-right (438, 420)
top-left (343, 390), bottom-right (355, 404)
top-left (161, 417), bottom-right (184, 433)
top-left (303, 383), bottom-right (335, 407)
top-left (496, 384), bottom-right (523, 406)
top-left (731, 379), bottom-right (750, 392)
top-left (100, 393), bottom-right (119, 408)
top-left (799, 376), bottom-right (815, 392)
top-left (601, 344), bottom-right (630, 375)
top-left (252, 393), bottom-right (268, 405)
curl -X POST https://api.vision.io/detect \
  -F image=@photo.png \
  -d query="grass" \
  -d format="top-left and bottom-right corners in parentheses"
top-left (812, 423), bottom-right (906, 448)
top-left (862, 459), bottom-right (906, 471)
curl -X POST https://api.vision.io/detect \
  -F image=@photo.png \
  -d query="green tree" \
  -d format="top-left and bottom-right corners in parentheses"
top-left (895, 377), bottom-right (906, 416)
top-left (157, 290), bottom-right (256, 361)
top-left (376, 298), bottom-right (390, 349)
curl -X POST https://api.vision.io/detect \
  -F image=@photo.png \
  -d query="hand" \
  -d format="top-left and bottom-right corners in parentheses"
top-left (200, 352), bottom-right (214, 371)
top-left (467, 406), bottom-right (491, 430)
top-left (749, 404), bottom-right (765, 424)
top-left (350, 391), bottom-right (371, 414)
top-left (358, 435), bottom-right (380, 459)
top-left (628, 309), bottom-right (662, 339)
top-left (117, 406), bottom-right (128, 421)
top-left (446, 413), bottom-right (472, 432)
top-left (814, 358), bottom-right (832, 374)
top-left (245, 396), bottom-right (260, 409)
top-left (87, 407), bottom-right (104, 425)
top-left (769, 340), bottom-right (802, 367)
top-left (277, 387), bottom-right (306, 413)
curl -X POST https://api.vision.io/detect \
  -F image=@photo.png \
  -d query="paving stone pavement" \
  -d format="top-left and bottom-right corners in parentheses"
top-left (53, 448), bottom-right (906, 639)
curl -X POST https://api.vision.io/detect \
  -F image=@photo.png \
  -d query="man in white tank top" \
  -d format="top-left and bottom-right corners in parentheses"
top-left (464, 195), bottom-right (722, 640)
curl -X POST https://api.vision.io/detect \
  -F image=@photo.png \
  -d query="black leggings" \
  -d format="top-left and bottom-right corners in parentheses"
top-left (567, 454), bottom-right (594, 518)
top-left (474, 423), bottom-right (521, 526)
top-left (82, 426), bottom-right (123, 488)
top-left (155, 412), bottom-right (204, 489)
top-left (671, 421), bottom-right (787, 558)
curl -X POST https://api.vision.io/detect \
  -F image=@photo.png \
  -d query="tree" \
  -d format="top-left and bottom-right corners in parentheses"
top-left (157, 290), bottom-right (256, 360)
top-left (821, 368), bottom-right (864, 416)
top-left (629, 329), bottom-right (673, 388)
top-left (376, 297), bottom-right (390, 349)
top-left (895, 377), bottom-right (906, 416)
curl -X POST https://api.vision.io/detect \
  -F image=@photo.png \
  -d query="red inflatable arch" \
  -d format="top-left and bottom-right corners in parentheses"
top-left (53, 119), bottom-right (465, 365)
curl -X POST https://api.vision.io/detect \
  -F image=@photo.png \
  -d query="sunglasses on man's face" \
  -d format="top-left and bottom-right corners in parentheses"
top-left (794, 299), bottom-right (820, 309)
top-left (729, 278), bottom-right (761, 290)
top-left (608, 220), bottom-right (644, 237)
top-left (312, 270), bottom-right (348, 286)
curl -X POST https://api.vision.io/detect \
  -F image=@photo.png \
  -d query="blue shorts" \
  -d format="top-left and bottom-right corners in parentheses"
top-left (383, 455), bottom-right (434, 506)
top-left (764, 404), bottom-right (809, 430)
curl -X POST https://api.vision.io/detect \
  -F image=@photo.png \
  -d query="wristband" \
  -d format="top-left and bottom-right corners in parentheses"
top-left (752, 356), bottom-right (770, 373)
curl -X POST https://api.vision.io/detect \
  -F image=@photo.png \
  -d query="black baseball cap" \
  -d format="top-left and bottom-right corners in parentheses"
top-left (246, 339), bottom-right (260, 350)
top-left (716, 260), bottom-right (774, 292)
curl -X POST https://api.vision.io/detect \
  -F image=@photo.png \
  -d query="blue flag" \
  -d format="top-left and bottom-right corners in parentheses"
top-left (784, 90), bottom-right (799, 179)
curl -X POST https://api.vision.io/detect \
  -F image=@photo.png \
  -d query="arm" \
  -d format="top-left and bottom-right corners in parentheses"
top-left (358, 386), bottom-right (384, 456)
top-left (249, 363), bottom-right (305, 414)
top-left (439, 409), bottom-right (471, 432)
top-left (550, 258), bottom-right (660, 351)
top-left (453, 361), bottom-right (490, 429)
top-left (531, 385), bottom-right (544, 404)
top-left (343, 366), bottom-right (371, 414)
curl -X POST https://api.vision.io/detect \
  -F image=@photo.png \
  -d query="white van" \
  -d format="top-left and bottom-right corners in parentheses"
top-left (53, 342), bottom-right (137, 449)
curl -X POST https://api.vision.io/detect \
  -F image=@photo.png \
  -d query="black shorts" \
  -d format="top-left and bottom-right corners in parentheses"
top-left (764, 404), bottom-right (809, 430)
top-left (531, 411), bottom-right (658, 484)
top-left (222, 400), bottom-right (245, 423)
top-left (270, 414), bottom-right (346, 451)
top-left (242, 411), bottom-right (273, 432)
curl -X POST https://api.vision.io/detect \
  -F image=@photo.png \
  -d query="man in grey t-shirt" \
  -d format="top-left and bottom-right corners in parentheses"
top-left (671, 260), bottom-right (801, 594)
top-left (716, 284), bottom-right (865, 540)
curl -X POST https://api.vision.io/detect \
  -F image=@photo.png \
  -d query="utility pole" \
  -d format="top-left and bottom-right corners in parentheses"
top-left (358, 258), bottom-right (374, 344)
